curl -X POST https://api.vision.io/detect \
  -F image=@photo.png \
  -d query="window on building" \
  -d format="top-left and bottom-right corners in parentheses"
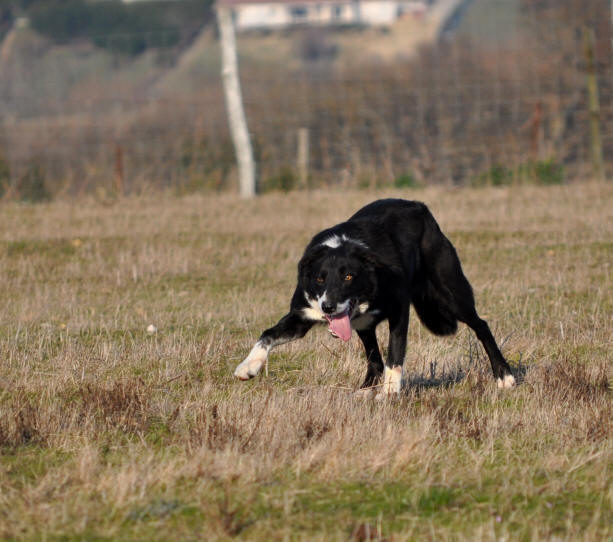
top-left (290, 6), bottom-right (308, 21)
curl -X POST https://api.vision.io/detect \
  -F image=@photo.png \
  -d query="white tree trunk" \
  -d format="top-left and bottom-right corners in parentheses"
top-left (217, 6), bottom-right (256, 198)
top-left (297, 127), bottom-right (309, 188)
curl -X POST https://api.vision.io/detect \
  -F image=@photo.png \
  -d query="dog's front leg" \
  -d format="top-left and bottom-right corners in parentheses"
top-left (377, 310), bottom-right (409, 398)
top-left (234, 312), bottom-right (314, 380)
top-left (357, 329), bottom-right (384, 388)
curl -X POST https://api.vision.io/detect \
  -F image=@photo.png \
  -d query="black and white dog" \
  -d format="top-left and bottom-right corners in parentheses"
top-left (234, 199), bottom-right (515, 397)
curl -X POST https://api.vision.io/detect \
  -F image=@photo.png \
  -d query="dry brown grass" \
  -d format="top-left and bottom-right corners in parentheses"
top-left (0, 182), bottom-right (611, 540)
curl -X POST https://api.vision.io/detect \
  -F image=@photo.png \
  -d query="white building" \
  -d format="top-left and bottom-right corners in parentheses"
top-left (217, 0), bottom-right (427, 31)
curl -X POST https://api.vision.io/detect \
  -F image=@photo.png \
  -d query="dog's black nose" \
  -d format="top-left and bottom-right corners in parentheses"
top-left (321, 301), bottom-right (336, 314)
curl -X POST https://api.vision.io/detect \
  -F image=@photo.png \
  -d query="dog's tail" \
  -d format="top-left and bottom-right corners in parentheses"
top-left (412, 206), bottom-right (474, 336)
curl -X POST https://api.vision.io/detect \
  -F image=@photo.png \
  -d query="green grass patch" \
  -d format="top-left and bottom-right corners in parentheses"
top-left (1, 446), bottom-right (72, 486)
top-left (0, 186), bottom-right (611, 540)
top-left (471, 160), bottom-right (565, 187)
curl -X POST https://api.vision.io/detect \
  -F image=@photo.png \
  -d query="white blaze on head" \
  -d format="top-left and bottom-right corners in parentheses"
top-left (322, 235), bottom-right (342, 248)
top-left (321, 234), bottom-right (368, 250)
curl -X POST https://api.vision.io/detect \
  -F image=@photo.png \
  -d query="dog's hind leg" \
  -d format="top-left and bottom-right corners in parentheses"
top-left (433, 276), bottom-right (515, 388)
top-left (234, 312), bottom-right (313, 380)
top-left (458, 307), bottom-right (515, 388)
top-left (436, 257), bottom-right (514, 386)
top-left (356, 329), bottom-right (384, 392)
top-left (420, 226), bottom-right (515, 388)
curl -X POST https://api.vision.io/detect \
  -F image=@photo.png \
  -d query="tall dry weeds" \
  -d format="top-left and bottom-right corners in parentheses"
top-left (0, 183), bottom-right (611, 540)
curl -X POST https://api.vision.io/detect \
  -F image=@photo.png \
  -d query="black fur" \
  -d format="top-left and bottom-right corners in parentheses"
top-left (248, 199), bottom-right (513, 389)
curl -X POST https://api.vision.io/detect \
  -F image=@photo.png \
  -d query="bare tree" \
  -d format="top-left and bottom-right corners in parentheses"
top-left (217, 5), bottom-right (256, 197)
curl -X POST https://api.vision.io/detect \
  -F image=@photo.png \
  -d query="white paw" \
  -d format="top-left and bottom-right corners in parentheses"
top-left (375, 366), bottom-right (403, 400)
top-left (234, 342), bottom-right (269, 380)
top-left (497, 373), bottom-right (516, 389)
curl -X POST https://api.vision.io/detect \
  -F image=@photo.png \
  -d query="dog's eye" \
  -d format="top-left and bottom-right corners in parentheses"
top-left (316, 276), bottom-right (324, 284)
top-left (344, 274), bottom-right (353, 282)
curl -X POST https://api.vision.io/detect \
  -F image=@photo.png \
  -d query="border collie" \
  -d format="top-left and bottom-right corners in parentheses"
top-left (234, 199), bottom-right (515, 397)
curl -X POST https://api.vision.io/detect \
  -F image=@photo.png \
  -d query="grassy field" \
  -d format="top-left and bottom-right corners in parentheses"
top-left (0, 183), bottom-right (611, 541)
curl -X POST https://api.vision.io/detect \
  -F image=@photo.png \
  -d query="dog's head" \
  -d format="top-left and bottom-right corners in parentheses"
top-left (298, 240), bottom-right (378, 328)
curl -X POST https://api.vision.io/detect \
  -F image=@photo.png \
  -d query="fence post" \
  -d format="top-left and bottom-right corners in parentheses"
top-left (297, 127), bottom-right (309, 188)
top-left (217, 5), bottom-right (256, 198)
top-left (114, 142), bottom-right (124, 196)
top-left (583, 26), bottom-right (604, 181)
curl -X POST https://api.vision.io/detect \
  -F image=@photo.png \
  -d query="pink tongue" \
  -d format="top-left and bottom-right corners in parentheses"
top-left (326, 313), bottom-right (352, 342)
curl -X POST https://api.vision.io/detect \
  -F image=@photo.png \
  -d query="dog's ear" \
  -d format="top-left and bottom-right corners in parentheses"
top-left (348, 244), bottom-right (382, 270)
top-left (297, 244), bottom-right (328, 283)
top-left (349, 244), bottom-right (402, 275)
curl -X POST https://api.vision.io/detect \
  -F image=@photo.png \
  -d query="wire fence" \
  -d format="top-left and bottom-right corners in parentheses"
top-left (0, 0), bottom-right (611, 198)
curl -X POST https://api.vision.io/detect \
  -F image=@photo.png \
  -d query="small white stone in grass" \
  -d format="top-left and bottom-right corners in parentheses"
top-left (146, 324), bottom-right (157, 334)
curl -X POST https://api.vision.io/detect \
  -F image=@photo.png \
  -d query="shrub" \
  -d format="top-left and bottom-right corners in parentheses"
top-left (177, 135), bottom-right (234, 193)
top-left (472, 160), bottom-right (564, 187)
top-left (394, 172), bottom-right (420, 188)
top-left (472, 164), bottom-right (513, 187)
top-left (261, 166), bottom-right (297, 192)
top-left (17, 164), bottom-right (51, 202)
top-left (531, 159), bottom-right (564, 185)
top-left (298, 29), bottom-right (339, 62)
top-left (0, 152), bottom-right (10, 199)
top-left (27, 0), bottom-right (211, 56)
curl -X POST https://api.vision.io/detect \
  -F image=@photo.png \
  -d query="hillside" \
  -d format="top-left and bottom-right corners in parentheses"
top-left (0, 0), bottom-right (610, 195)
top-left (0, 8), bottom-right (444, 113)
